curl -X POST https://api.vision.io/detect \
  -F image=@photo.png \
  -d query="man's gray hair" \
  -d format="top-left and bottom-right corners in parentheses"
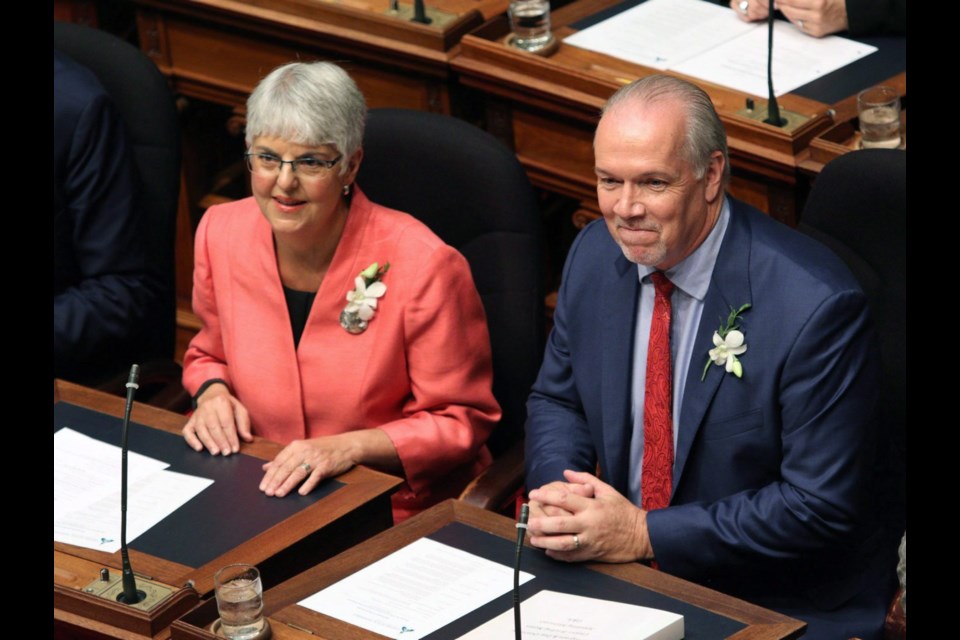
top-left (245, 61), bottom-right (367, 176)
top-left (601, 75), bottom-right (730, 185)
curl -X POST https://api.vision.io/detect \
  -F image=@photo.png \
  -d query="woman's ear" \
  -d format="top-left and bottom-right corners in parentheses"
top-left (343, 147), bottom-right (364, 186)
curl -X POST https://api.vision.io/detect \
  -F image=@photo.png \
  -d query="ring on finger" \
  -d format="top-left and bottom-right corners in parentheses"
top-left (797, 19), bottom-right (805, 30)
top-left (299, 462), bottom-right (312, 474)
top-left (738, 0), bottom-right (749, 14)
top-left (573, 534), bottom-right (581, 550)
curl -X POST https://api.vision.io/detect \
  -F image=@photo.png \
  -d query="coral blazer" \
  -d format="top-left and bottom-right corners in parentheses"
top-left (183, 189), bottom-right (500, 521)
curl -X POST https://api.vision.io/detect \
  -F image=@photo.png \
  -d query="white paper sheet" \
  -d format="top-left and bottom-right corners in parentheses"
top-left (673, 19), bottom-right (877, 96)
top-left (54, 470), bottom-right (214, 552)
top-left (565, 0), bottom-right (756, 70)
top-left (564, 0), bottom-right (876, 96)
top-left (456, 590), bottom-right (684, 640)
top-left (53, 427), bottom-right (214, 553)
top-left (54, 428), bottom-right (170, 520)
top-left (298, 538), bottom-right (535, 639)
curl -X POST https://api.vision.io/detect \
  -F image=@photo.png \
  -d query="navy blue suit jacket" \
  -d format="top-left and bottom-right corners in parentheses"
top-left (54, 51), bottom-right (157, 383)
top-left (526, 198), bottom-right (892, 633)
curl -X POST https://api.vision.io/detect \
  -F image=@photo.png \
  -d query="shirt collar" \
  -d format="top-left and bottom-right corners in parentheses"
top-left (637, 197), bottom-right (731, 301)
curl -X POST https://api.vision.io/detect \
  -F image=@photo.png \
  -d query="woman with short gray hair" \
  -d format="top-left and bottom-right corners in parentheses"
top-left (181, 61), bottom-right (499, 522)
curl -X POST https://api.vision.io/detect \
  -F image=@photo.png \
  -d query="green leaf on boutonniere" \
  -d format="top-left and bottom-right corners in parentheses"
top-left (360, 261), bottom-right (390, 286)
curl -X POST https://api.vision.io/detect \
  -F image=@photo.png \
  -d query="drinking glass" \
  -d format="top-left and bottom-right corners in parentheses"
top-left (214, 564), bottom-right (265, 640)
top-left (857, 86), bottom-right (902, 149)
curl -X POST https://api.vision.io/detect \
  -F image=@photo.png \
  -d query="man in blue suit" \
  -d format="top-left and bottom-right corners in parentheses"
top-left (524, 75), bottom-right (895, 638)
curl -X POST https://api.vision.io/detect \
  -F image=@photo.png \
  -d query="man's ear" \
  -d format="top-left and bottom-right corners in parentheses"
top-left (704, 151), bottom-right (725, 203)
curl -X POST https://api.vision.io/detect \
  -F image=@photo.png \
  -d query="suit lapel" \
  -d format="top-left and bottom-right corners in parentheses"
top-left (600, 252), bottom-right (641, 491)
top-left (674, 203), bottom-right (754, 486)
top-left (250, 212), bottom-right (308, 441)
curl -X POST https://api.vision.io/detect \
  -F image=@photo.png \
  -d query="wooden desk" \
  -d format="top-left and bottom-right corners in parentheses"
top-left (452, 0), bottom-right (905, 227)
top-left (169, 500), bottom-right (805, 639)
top-left (133, 0), bottom-right (509, 113)
top-left (54, 380), bottom-right (402, 639)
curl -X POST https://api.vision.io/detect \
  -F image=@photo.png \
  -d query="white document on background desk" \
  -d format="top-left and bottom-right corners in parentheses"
top-left (565, 0), bottom-right (756, 70)
top-left (564, 0), bottom-right (876, 96)
top-left (456, 590), bottom-right (684, 640)
top-left (673, 19), bottom-right (877, 96)
top-left (298, 537), bottom-right (535, 640)
top-left (53, 427), bottom-right (214, 553)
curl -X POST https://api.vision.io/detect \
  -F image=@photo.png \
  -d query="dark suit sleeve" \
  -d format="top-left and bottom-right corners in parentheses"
top-left (845, 0), bottom-right (905, 35)
top-left (525, 230), bottom-right (601, 490)
top-left (54, 78), bottom-right (151, 380)
top-left (647, 288), bottom-right (880, 584)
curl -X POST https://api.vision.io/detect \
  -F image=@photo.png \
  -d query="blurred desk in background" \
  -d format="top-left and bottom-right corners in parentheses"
top-left (452, 0), bottom-right (906, 228)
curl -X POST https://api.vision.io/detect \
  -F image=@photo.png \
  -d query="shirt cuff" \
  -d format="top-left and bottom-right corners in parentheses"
top-left (192, 378), bottom-right (230, 409)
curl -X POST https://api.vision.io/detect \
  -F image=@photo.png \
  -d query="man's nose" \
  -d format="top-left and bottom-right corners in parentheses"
top-left (613, 183), bottom-right (644, 217)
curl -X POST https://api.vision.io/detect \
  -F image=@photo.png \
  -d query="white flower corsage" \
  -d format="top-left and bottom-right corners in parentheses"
top-left (701, 303), bottom-right (751, 380)
top-left (340, 262), bottom-right (390, 334)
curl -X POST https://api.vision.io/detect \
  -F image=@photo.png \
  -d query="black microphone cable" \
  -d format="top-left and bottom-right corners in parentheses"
top-left (119, 364), bottom-right (145, 604)
top-left (514, 503), bottom-right (530, 640)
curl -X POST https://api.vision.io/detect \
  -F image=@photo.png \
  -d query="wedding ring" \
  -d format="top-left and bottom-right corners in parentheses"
top-left (797, 19), bottom-right (805, 30)
top-left (299, 462), bottom-right (312, 474)
top-left (573, 534), bottom-right (581, 550)
top-left (738, 0), bottom-right (749, 14)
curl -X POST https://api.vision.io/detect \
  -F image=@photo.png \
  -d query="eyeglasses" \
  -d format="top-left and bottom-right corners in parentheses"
top-left (244, 152), bottom-right (343, 178)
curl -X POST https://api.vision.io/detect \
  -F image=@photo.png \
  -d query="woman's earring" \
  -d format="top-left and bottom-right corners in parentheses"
top-left (343, 184), bottom-right (351, 196)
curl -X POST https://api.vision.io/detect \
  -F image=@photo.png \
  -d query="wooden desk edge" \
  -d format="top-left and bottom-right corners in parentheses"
top-left (55, 380), bottom-right (403, 594)
top-left (247, 500), bottom-right (805, 639)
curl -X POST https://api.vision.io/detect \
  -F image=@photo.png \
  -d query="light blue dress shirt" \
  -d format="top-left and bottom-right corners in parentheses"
top-left (627, 198), bottom-right (731, 506)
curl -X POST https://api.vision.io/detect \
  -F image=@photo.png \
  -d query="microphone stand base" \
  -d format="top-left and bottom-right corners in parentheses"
top-left (82, 573), bottom-right (177, 610)
top-left (383, 4), bottom-right (458, 28)
top-left (736, 102), bottom-right (809, 133)
top-left (56, 574), bottom-right (198, 637)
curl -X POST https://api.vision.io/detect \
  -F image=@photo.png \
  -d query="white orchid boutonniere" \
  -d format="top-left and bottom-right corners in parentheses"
top-left (701, 303), bottom-right (751, 381)
top-left (340, 261), bottom-right (390, 334)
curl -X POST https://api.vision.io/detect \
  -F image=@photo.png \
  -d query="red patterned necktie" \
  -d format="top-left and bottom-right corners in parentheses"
top-left (642, 271), bottom-right (675, 513)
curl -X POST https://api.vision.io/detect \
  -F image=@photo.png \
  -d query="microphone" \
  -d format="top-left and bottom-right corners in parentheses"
top-left (412, 0), bottom-right (432, 24)
top-left (514, 503), bottom-right (529, 640)
top-left (763, 7), bottom-right (786, 127)
top-left (118, 364), bottom-right (145, 604)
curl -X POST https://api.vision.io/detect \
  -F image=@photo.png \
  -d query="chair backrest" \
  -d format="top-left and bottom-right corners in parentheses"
top-left (357, 109), bottom-right (544, 456)
top-left (54, 21), bottom-right (180, 365)
top-left (798, 148), bottom-right (906, 537)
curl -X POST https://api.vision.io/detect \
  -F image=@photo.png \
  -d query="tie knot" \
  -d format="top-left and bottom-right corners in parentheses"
top-left (651, 271), bottom-right (674, 297)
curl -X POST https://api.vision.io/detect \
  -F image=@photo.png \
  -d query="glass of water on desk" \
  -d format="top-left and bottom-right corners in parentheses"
top-left (214, 563), bottom-right (266, 639)
top-left (858, 86), bottom-right (902, 149)
top-left (509, 0), bottom-right (553, 52)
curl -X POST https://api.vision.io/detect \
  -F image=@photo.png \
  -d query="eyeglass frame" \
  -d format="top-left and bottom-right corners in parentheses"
top-left (244, 151), bottom-right (344, 178)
